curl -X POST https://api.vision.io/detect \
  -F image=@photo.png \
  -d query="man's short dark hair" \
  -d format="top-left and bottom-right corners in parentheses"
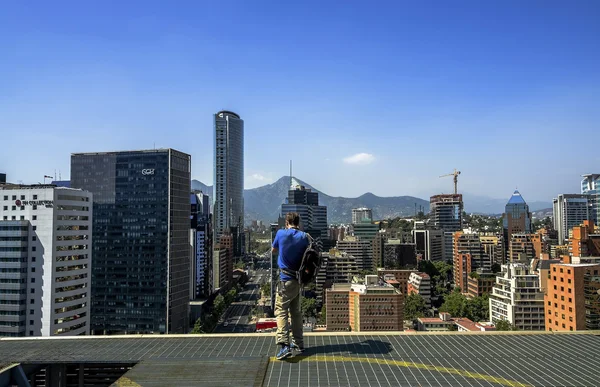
top-left (285, 212), bottom-right (300, 227)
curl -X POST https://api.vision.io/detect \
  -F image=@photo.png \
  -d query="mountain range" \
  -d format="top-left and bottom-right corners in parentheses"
top-left (192, 176), bottom-right (552, 224)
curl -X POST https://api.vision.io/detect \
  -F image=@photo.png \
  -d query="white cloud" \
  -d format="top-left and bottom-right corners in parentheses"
top-left (343, 153), bottom-right (375, 165)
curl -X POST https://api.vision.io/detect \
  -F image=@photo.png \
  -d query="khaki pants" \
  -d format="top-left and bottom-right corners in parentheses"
top-left (275, 279), bottom-right (303, 347)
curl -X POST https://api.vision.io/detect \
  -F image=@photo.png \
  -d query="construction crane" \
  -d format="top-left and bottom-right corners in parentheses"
top-left (440, 169), bottom-right (461, 195)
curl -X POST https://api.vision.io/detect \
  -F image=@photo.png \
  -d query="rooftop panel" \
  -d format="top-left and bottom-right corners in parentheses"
top-left (1, 332), bottom-right (599, 387)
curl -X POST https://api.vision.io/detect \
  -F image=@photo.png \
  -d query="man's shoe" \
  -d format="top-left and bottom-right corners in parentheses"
top-left (276, 345), bottom-right (292, 360)
top-left (290, 341), bottom-right (304, 353)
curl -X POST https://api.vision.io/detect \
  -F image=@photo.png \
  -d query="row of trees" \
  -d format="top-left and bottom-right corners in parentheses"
top-left (405, 289), bottom-right (490, 323)
top-left (439, 288), bottom-right (489, 322)
top-left (191, 286), bottom-right (239, 333)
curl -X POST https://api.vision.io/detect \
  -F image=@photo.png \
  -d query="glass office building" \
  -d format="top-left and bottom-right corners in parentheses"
top-left (71, 149), bottom-right (191, 335)
top-left (214, 111), bottom-right (244, 242)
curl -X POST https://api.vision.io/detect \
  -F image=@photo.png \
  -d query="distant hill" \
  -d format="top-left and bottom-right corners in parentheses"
top-left (192, 176), bottom-right (553, 224)
top-left (191, 180), bottom-right (211, 195)
top-left (193, 176), bottom-right (428, 224)
top-left (462, 193), bottom-right (552, 214)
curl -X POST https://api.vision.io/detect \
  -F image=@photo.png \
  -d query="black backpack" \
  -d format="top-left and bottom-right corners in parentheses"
top-left (281, 233), bottom-right (322, 286)
top-left (297, 234), bottom-right (322, 285)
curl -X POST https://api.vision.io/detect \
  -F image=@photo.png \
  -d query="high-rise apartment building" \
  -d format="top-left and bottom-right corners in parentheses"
top-left (352, 208), bottom-right (373, 224)
top-left (544, 263), bottom-right (600, 331)
top-left (214, 111), bottom-right (244, 242)
top-left (480, 235), bottom-right (505, 265)
top-left (371, 233), bottom-right (385, 270)
top-left (336, 237), bottom-right (373, 272)
top-left (315, 249), bottom-right (358, 305)
top-left (453, 232), bottom-right (492, 292)
top-left (0, 184), bottom-right (92, 337)
top-left (553, 194), bottom-right (591, 245)
top-left (71, 149), bottom-right (191, 334)
top-left (466, 268), bottom-right (496, 298)
top-left (489, 263), bottom-right (545, 330)
top-left (569, 220), bottom-right (600, 258)
top-left (582, 174), bottom-right (600, 226)
top-left (509, 233), bottom-right (543, 262)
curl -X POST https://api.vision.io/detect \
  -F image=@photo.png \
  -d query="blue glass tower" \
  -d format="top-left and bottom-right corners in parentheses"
top-left (503, 190), bottom-right (532, 236)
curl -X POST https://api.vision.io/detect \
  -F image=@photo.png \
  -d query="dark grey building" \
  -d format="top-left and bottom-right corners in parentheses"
top-left (430, 194), bottom-right (463, 232)
top-left (281, 178), bottom-right (328, 240)
top-left (214, 111), bottom-right (244, 242)
top-left (0, 221), bottom-right (28, 337)
top-left (191, 192), bottom-right (212, 299)
top-left (430, 194), bottom-right (463, 261)
top-left (383, 240), bottom-right (417, 269)
top-left (71, 149), bottom-right (191, 335)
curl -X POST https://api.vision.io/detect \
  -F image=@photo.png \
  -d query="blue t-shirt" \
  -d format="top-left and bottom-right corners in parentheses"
top-left (272, 228), bottom-right (309, 281)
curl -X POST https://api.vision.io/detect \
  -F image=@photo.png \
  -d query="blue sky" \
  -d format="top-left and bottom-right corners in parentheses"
top-left (1, 0), bottom-right (599, 202)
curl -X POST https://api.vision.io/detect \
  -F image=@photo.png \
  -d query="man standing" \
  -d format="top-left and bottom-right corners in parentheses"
top-left (272, 212), bottom-right (309, 360)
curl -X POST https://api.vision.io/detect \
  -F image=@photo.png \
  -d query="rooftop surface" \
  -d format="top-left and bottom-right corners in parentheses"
top-left (1, 332), bottom-right (599, 387)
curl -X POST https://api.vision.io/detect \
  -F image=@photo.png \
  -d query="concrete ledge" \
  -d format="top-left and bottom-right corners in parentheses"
top-left (1, 329), bottom-right (599, 341)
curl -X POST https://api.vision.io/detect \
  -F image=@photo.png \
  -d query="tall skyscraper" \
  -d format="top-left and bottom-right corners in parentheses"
top-left (0, 184), bottom-right (92, 337)
top-left (281, 179), bottom-right (328, 239)
top-left (430, 194), bottom-right (463, 261)
top-left (71, 149), bottom-right (191, 335)
top-left (352, 208), bottom-right (373, 224)
top-left (581, 174), bottom-right (600, 226)
top-left (502, 190), bottom-right (532, 260)
top-left (214, 111), bottom-right (244, 243)
top-left (553, 194), bottom-right (591, 244)
top-left (503, 190), bottom-right (532, 237)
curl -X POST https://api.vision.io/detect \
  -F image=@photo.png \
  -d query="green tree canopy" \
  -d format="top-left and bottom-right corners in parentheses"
top-left (494, 319), bottom-right (512, 331)
top-left (439, 288), bottom-right (466, 317)
top-left (440, 291), bottom-right (489, 322)
top-left (213, 294), bottom-right (226, 316)
top-left (318, 304), bottom-right (326, 325)
top-left (301, 297), bottom-right (318, 319)
top-left (404, 293), bottom-right (428, 320)
top-left (464, 294), bottom-right (489, 322)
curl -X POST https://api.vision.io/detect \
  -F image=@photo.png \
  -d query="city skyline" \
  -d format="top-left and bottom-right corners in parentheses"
top-left (2, 1), bottom-right (600, 201)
